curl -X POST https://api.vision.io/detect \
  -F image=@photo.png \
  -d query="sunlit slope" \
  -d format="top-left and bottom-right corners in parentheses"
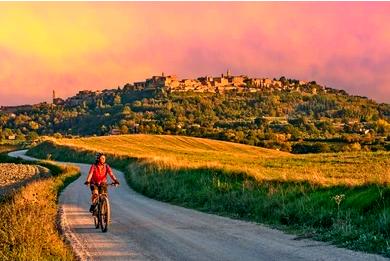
top-left (52, 134), bottom-right (390, 186)
top-left (54, 134), bottom-right (286, 165)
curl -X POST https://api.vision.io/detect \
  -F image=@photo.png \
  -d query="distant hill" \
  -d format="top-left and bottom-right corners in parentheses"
top-left (1, 73), bottom-right (389, 153)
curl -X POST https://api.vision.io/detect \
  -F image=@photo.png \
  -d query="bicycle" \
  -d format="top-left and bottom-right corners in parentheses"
top-left (90, 182), bottom-right (118, 232)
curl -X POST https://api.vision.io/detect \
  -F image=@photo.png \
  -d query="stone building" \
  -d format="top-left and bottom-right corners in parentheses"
top-left (212, 76), bottom-right (229, 87)
top-left (144, 73), bottom-right (179, 91)
top-left (134, 82), bottom-right (146, 90)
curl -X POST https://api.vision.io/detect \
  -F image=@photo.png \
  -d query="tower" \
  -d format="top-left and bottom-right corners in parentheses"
top-left (52, 90), bottom-right (55, 104)
top-left (227, 69), bottom-right (231, 77)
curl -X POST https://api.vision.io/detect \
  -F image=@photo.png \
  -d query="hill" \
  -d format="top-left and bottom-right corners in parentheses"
top-left (1, 73), bottom-right (390, 153)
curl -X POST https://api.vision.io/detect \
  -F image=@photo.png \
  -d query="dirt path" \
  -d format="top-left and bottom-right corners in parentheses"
top-left (8, 150), bottom-right (388, 261)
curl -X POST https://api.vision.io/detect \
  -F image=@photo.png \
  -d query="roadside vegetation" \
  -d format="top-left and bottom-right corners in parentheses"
top-left (27, 135), bottom-right (390, 257)
top-left (0, 146), bottom-right (79, 260)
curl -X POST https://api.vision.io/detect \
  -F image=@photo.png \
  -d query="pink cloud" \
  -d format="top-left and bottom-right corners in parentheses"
top-left (0, 2), bottom-right (389, 106)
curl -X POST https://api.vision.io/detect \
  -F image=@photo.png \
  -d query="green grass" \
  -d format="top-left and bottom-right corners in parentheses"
top-left (0, 153), bottom-right (79, 260)
top-left (27, 135), bottom-right (390, 257)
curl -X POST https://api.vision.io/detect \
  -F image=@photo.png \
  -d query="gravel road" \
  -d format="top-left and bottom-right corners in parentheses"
top-left (8, 150), bottom-right (389, 261)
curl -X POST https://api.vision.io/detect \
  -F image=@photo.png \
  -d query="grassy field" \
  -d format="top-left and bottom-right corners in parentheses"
top-left (46, 134), bottom-right (389, 186)
top-left (0, 151), bottom-right (79, 260)
top-left (28, 134), bottom-right (390, 256)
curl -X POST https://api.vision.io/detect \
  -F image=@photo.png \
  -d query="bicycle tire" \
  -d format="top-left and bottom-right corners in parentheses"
top-left (100, 196), bottom-right (110, 233)
top-left (97, 199), bottom-right (103, 230)
top-left (93, 214), bottom-right (99, 229)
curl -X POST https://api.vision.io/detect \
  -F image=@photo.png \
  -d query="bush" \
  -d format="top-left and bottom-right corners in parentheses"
top-left (292, 143), bottom-right (331, 154)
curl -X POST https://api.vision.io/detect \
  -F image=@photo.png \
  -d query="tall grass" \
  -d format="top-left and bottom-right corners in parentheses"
top-left (0, 154), bottom-right (79, 260)
top-left (28, 136), bottom-right (390, 256)
top-left (45, 134), bottom-right (390, 187)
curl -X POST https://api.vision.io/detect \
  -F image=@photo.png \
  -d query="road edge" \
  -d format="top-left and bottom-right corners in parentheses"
top-left (57, 205), bottom-right (92, 261)
top-left (8, 150), bottom-right (91, 261)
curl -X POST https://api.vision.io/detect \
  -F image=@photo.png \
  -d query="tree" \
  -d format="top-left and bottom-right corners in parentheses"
top-left (4, 128), bottom-right (13, 137)
top-left (279, 76), bottom-right (287, 84)
top-left (97, 99), bottom-right (104, 109)
top-left (16, 133), bottom-right (26, 141)
top-left (120, 125), bottom-right (129, 134)
top-left (375, 119), bottom-right (390, 135)
top-left (122, 106), bottom-right (132, 115)
top-left (254, 117), bottom-right (269, 127)
top-left (114, 95), bottom-right (122, 105)
top-left (166, 101), bottom-right (173, 111)
top-left (132, 100), bottom-right (142, 107)
top-left (349, 142), bottom-right (361, 151)
top-left (100, 125), bottom-right (108, 134)
top-left (27, 131), bottom-right (39, 141)
top-left (28, 121), bottom-right (39, 130)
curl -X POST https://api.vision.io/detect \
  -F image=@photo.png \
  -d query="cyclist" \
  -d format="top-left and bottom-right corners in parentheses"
top-left (84, 152), bottom-right (120, 213)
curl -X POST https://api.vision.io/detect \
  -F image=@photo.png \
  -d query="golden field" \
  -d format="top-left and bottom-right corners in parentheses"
top-left (48, 134), bottom-right (390, 187)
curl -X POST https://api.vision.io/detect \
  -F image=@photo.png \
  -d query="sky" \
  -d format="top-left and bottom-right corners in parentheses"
top-left (0, 2), bottom-right (389, 106)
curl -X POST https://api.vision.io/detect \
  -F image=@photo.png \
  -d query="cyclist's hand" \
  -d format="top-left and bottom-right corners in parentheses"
top-left (113, 181), bottom-right (120, 187)
top-left (84, 181), bottom-right (90, 185)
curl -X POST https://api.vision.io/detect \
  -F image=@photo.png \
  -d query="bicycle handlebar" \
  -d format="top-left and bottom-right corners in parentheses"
top-left (84, 182), bottom-right (120, 186)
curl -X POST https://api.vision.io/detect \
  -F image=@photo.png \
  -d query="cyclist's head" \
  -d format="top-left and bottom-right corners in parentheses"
top-left (95, 152), bottom-right (106, 165)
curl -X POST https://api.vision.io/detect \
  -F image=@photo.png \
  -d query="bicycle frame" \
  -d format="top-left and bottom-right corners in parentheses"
top-left (92, 183), bottom-right (117, 232)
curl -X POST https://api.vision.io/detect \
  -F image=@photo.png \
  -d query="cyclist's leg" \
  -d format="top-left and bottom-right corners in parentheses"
top-left (90, 184), bottom-right (99, 212)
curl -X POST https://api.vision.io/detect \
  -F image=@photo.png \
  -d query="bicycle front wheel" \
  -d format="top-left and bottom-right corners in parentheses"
top-left (93, 214), bottom-right (99, 229)
top-left (100, 196), bottom-right (110, 233)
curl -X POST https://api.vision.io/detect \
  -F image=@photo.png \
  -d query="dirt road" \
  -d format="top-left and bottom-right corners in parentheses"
top-left (8, 150), bottom-right (388, 261)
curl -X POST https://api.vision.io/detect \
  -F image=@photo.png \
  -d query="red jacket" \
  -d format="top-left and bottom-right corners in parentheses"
top-left (86, 163), bottom-right (118, 185)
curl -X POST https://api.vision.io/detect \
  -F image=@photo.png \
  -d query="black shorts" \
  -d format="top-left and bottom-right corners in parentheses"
top-left (90, 183), bottom-right (108, 195)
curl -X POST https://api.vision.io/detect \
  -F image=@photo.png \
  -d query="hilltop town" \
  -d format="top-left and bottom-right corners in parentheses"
top-left (43, 70), bottom-right (349, 108)
top-left (1, 71), bottom-right (349, 111)
top-left (130, 70), bottom-right (312, 94)
top-left (54, 71), bottom-right (348, 107)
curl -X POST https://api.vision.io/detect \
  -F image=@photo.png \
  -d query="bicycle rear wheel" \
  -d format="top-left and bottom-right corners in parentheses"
top-left (100, 196), bottom-right (110, 232)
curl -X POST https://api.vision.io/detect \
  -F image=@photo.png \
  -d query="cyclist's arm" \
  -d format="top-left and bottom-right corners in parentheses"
top-left (107, 165), bottom-right (119, 183)
top-left (85, 165), bottom-right (94, 183)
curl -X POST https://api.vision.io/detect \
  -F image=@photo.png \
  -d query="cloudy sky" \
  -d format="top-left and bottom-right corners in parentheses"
top-left (0, 2), bottom-right (389, 105)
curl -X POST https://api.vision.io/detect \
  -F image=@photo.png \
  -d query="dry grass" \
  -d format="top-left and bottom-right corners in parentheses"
top-left (49, 134), bottom-right (390, 187)
top-left (0, 161), bottom-right (79, 260)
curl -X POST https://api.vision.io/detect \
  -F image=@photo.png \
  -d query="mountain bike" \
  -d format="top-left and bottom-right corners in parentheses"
top-left (91, 183), bottom-right (118, 232)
